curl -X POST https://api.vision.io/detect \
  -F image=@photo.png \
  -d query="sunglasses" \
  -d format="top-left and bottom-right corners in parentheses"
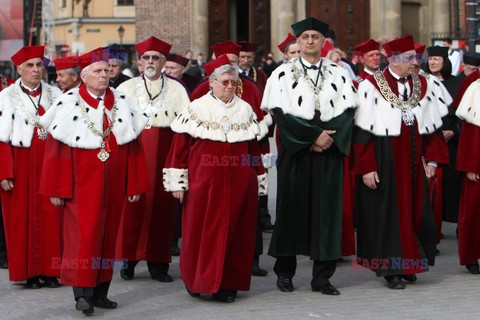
top-left (141, 55), bottom-right (163, 61)
top-left (215, 79), bottom-right (238, 87)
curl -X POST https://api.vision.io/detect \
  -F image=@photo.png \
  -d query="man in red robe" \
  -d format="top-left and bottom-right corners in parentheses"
top-left (454, 80), bottom-right (480, 274)
top-left (352, 35), bottom-right (449, 289)
top-left (39, 47), bottom-right (149, 315)
top-left (164, 64), bottom-right (267, 302)
top-left (238, 41), bottom-right (268, 95)
top-left (53, 55), bottom-right (82, 92)
top-left (193, 47), bottom-right (272, 276)
top-left (0, 73), bottom-right (14, 269)
top-left (352, 39), bottom-right (381, 89)
top-left (0, 46), bottom-right (63, 288)
top-left (115, 37), bottom-right (190, 282)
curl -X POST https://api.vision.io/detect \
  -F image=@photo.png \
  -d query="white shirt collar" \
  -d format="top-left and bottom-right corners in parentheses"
top-left (388, 67), bottom-right (404, 80)
top-left (20, 81), bottom-right (41, 93)
top-left (87, 88), bottom-right (106, 100)
top-left (300, 57), bottom-right (321, 69)
top-left (363, 68), bottom-right (375, 75)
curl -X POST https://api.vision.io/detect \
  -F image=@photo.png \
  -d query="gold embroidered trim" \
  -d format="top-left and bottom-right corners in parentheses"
top-left (186, 107), bottom-right (255, 134)
top-left (235, 79), bottom-right (243, 98)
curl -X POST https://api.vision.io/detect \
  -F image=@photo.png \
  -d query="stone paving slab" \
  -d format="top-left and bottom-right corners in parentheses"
top-left (1, 138), bottom-right (479, 319)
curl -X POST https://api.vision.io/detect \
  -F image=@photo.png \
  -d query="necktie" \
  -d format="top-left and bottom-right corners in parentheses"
top-left (399, 77), bottom-right (408, 101)
top-left (306, 65), bottom-right (318, 70)
top-left (97, 97), bottom-right (102, 101)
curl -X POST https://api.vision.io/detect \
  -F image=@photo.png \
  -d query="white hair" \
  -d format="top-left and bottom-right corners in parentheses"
top-left (209, 64), bottom-right (238, 81)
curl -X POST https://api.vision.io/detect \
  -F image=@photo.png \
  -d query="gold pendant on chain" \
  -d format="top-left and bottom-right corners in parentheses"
top-left (97, 142), bottom-right (110, 162)
top-left (37, 128), bottom-right (48, 140)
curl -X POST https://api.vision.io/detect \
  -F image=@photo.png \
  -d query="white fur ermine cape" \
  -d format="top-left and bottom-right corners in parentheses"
top-left (40, 87), bottom-right (148, 148)
top-left (456, 79), bottom-right (480, 127)
top-left (355, 70), bottom-right (449, 136)
top-left (0, 79), bottom-right (61, 147)
top-left (261, 57), bottom-right (358, 121)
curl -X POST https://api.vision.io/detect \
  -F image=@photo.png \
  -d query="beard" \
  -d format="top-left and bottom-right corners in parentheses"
top-left (144, 65), bottom-right (157, 78)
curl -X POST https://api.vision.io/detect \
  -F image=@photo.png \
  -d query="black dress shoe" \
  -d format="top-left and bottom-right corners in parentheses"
top-left (171, 245), bottom-right (180, 256)
top-left (401, 274), bottom-right (417, 282)
top-left (44, 277), bottom-right (61, 288)
top-left (312, 283), bottom-right (340, 295)
top-left (261, 221), bottom-right (274, 232)
top-left (26, 277), bottom-right (42, 289)
top-left (0, 260), bottom-right (7, 269)
top-left (212, 289), bottom-right (236, 303)
top-left (92, 297), bottom-right (118, 309)
top-left (151, 272), bottom-right (173, 282)
top-left (385, 276), bottom-right (405, 289)
top-left (251, 264), bottom-right (268, 276)
top-left (185, 286), bottom-right (200, 297)
top-left (276, 276), bottom-right (294, 292)
top-left (120, 266), bottom-right (134, 280)
top-left (465, 262), bottom-right (480, 274)
top-left (76, 297), bottom-right (94, 315)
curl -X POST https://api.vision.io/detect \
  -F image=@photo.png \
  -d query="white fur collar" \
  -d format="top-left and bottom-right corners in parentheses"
top-left (39, 88), bottom-right (149, 149)
top-left (456, 79), bottom-right (480, 126)
top-left (355, 77), bottom-right (448, 136)
top-left (261, 58), bottom-right (358, 121)
top-left (116, 76), bottom-right (190, 128)
top-left (0, 80), bottom-right (61, 147)
top-left (171, 93), bottom-right (260, 143)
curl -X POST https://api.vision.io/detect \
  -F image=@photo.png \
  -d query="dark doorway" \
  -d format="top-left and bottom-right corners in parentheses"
top-left (306, 0), bottom-right (370, 54)
top-left (208, 0), bottom-right (271, 61)
top-left (234, 0), bottom-right (249, 42)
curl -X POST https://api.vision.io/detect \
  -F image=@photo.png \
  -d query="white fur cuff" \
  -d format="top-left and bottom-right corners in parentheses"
top-left (261, 153), bottom-right (277, 169)
top-left (163, 168), bottom-right (189, 192)
top-left (258, 173), bottom-right (268, 196)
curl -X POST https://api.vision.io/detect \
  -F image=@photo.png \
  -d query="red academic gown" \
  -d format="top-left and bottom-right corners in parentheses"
top-left (0, 75), bottom-right (15, 91)
top-left (247, 66), bottom-right (268, 95)
top-left (0, 94), bottom-right (62, 282)
top-left (165, 133), bottom-right (265, 293)
top-left (342, 70), bottom-right (372, 256)
top-left (116, 127), bottom-right (177, 264)
top-left (452, 70), bottom-right (480, 109)
top-left (352, 71), bottom-right (449, 276)
top-left (39, 88), bottom-right (148, 287)
top-left (456, 122), bottom-right (480, 265)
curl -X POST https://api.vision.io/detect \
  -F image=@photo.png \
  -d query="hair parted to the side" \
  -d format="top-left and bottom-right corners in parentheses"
top-left (209, 64), bottom-right (238, 81)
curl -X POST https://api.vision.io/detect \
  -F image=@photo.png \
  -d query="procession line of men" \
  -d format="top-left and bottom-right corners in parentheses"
top-left (0, 16), bottom-right (479, 315)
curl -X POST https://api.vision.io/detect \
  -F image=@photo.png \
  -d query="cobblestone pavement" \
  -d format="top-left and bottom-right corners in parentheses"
top-left (1, 139), bottom-right (479, 319)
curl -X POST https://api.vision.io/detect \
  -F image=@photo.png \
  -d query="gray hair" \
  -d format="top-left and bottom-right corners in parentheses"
top-left (209, 64), bottom-right (238, 81)
top-left (64, 66), bottom-right (80, 75)
top-left (80, 61), bottom-right (107, 76)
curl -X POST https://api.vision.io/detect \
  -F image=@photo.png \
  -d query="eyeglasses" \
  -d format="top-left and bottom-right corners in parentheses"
top-left (215, 79), bottom-right (238, 87)
top-left (141, 55), bottom-right (164, 61)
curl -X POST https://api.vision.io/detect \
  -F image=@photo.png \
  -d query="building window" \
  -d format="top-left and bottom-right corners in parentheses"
top-left (61, 0), bottom-right (66, 8)
top-left (117, 0), bottom-right (134, 5)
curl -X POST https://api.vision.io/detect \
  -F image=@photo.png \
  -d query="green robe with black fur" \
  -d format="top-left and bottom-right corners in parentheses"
top-left (261, 57), bottom-right (357, 260)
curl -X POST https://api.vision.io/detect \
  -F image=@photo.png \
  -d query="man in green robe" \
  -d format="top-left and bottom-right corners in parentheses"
top-left (261, 17), bottom-right (357, 295)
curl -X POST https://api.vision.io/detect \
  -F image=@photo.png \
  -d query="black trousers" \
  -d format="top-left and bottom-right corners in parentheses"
top-left (253, 200), bottom-right (263, 257)
top-left (172, 202), bottom-right (182, 243)
top-left (126, 260), bottom-right (169, 275)
top-left (0, 203), bottom-right (6, 262)
top-left (73, 281), bottom-right (111, 301)
top-left (273, 256), bottom-right (337, 288)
